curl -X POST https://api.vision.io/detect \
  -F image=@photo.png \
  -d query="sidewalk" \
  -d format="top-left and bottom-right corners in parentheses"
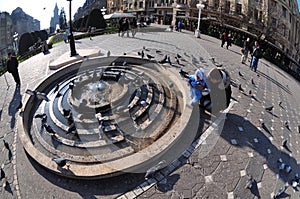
top-left (0, 25), bottom-right (300, 199)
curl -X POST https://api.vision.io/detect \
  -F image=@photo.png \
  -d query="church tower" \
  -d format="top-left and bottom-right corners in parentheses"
top-left (50, 3), bottom-right (60, 33)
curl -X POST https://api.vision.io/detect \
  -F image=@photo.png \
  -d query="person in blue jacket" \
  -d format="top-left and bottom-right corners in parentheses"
top-left (188, 68), bottom-right (207, 105)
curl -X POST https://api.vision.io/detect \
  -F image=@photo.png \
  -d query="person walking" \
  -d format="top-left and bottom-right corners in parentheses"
top-left (242, 37), bottom-right (250, 63)
top-left (118, 18), bottom-right (123, 37)
top-left (221, 32), bottom-right (227, 48)
top-left (7, 52), bottom-right (21, 87)
top-left (131, 18), bottom-right (138, 37)
top-left (250, 41), bottom-right (263, 72)
top-left (226, 33), bottom-right (232, 49)
top-left (121, 18), bottom-right (130, 37)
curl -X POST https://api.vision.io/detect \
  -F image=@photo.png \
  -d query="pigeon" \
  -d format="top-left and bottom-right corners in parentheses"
top-left (52, 157), bottom-right (69, 168)
top-left (122, 61), bottom-right (127, 66)
top-left (107, 50), bottom-right (111, 57)
top-left (238, 84), bottom-right (244, 92)
top-left (3, 140), bottom-right (9, 150)
top-left (34, 113), bottom-right (47, 123)
top-left (43, 123), bottom-right (56, 135)
top-left (238, 71), bottom-right (244, 77)
top-left (278, 101), bottom-right (282, 106)
top-left (25, 89), bottom-right (37, 97)
top-left (167, 56), bottom-right (172, 65)
top-left (67, 114), bottom-right (74, 125)
top-left (141, 50), bottom-right (144, 59)
top-left (278, 158), bottom-right (285, 170)
top-left (36, 92), bottom-right (50, 102)
top-left (244, 175), bottom-right (254, 189)
top-left (284, 121), bottom-right (289, 127)
top-left (282, 140), bottom-right (287, 147)
top-left (67, 123), bottom-right (76, 134)
top-left (140, 100), bottom-right (147, 107)
top-left (146, 54), bottom-right (154, 60)
top-left (176, 58), bottom-right (180, 65)
top-left (69, 83), bottom-right (74, 90)
top-left (123, 52), bottom-right (126, 55)
top-left (54, 84), bottom-right (59, 93)
top-left (179, 69), bottom-right (189, 78)
top-left (158, 55), bottom-right (168, 64)
top-left (265, 105), bottom-right (273, 112)
top-left (137, 51), bottom-right (141, 56)
top-left (251, 78), bottom-right (255, 85)
top-left (156, 50), bottom-right (161, 53)
top-left (249, 90), bottom-right (252, 95)
top-left (0, 167), bottom-right (5, 180)
top-left (177, 54), bottom-right (182, 59)
top-left (286, 165), bottom-right (292, 173)
top-left (144, 160), bottom-right (166, 180)
top-left (63, 109), bottom-right (71, 117)
top-left (298, 125), bottom-right (300, 133)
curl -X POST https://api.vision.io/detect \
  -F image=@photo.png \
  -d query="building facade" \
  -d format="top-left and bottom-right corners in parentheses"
top-left (117, 0), bottom-right (300, 66)
top-left (0, 12), bottom-right (13, 59)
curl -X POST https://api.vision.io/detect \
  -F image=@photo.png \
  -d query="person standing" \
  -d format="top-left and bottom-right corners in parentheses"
top-left (7, 52), bottom-right (21, 86)
top-left (121, 18), bottom-right (130, 37)
top-left (226, 33), bottom-right (232, 49)
top-left (118, 18), bottom-right (123, 37)
top-left (250, 41), bottom-right (263, 72)
top-left (177, 21), bottom-right (183, 32)
top-left (242, 37), bottom-right (250, 63)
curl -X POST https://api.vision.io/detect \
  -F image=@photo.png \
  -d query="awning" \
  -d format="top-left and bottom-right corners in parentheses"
top-left (104, 13), bottom-right (135, 20)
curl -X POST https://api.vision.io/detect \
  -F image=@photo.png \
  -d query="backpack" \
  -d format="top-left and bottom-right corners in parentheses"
top-left (254, 48), bottom-right (263, 59)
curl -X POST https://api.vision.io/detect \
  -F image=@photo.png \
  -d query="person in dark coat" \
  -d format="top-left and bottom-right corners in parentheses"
top-left (221, 32), bottom-right (227, 48)
top-left (226, 34), bottom-right (232, 49)
top-left (7, 52), bottom-right (21, 86)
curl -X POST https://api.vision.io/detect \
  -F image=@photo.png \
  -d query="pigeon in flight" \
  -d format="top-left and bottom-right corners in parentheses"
top-left (144, 160), bottom-right (166, 180)
top-left (146, 54), bottom-right (154, 60)
top-left (265, 105), bottom-right (273, 112)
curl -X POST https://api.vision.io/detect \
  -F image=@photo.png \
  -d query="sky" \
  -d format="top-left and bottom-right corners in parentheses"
top-left (0, 0), bottom-right (86, 29)
top-left (0, 0), bottom-right (299, 30)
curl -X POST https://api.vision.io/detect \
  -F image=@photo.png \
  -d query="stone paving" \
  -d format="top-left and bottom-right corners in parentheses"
top-left (0, 25), bottom-right (299, 199)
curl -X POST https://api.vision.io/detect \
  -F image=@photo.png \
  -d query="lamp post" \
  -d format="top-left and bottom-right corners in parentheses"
top-left (13, 32), bottom-right (19, 55)
top-left (195, 0), bottom-right (206, 38)
top-left (67, 0), bottom-right (77, 57)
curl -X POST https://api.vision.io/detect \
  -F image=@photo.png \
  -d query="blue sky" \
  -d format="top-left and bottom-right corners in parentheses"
top-left (0, 0), bottom-right (86, 29)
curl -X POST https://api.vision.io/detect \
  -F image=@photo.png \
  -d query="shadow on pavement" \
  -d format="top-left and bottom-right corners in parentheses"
top-left (155, 174), bottom-right (180, 193)
top-left (220, 113), bottom-right (299, 197)
top-left (8, 86), bottom-right (22, 129)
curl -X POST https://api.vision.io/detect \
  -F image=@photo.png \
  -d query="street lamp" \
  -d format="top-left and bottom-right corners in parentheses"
top-left (13, 32), bottom-right (19, 55)
top-left (67, 0), bottom-right (77, 57)
top-left (195, 0), bottom-right (206, 38)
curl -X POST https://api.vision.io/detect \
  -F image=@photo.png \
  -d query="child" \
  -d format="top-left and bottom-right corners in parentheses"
top-left (188, 68), bottom-right (207, 105)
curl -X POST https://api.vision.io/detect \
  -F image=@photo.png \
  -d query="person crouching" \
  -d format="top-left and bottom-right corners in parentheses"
top-left (188, 68), bottom-right (207, 106)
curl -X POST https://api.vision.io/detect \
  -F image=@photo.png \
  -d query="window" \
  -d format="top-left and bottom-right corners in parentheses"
top-left (282, 6), bottom-right (286, 18)
top-left (236, 3), bottom-right (242, 14)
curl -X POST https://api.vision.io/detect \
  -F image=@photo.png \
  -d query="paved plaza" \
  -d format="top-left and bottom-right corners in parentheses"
top-left (1, 25), bottom-right (300, 199)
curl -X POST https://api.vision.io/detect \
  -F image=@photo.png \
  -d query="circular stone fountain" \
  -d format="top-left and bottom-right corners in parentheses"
top-left (19, 56), bottom-right (199, 179)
